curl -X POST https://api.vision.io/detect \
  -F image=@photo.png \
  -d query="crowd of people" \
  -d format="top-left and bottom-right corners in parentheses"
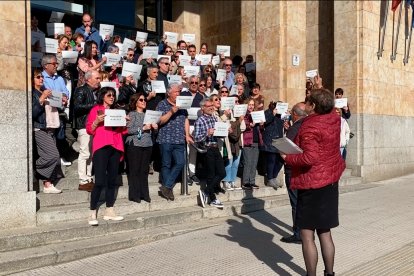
top-left (31, 11), bottom-right (354, 276)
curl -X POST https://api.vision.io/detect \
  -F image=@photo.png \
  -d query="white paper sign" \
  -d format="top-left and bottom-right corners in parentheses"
top-left (142, 46), bottom-right (158, 59)
top-left (176, 96), bottom-right (193, 109)
top-left (187, 107), bottom-right (200, 121)
top-left (143, 110), bottom-right (162, 124)
top-left (103, 53), bottom-right (121, 66)
top-left (183, 66), bottom-right (200, 77)
top-left (335, 98), bottom-right (348, 108)
top-left (31, 52), bottom-right (43, 67)
top-left (165, 32), bottom-right (178, 44)
top-left (100, 81), bottom-right (117, 89)
top-left (182, 33), bottom-right (195, 44)
top-left (221, 97), bottom-right (236, 110)
top-left (179, 55), bottom-right (191, 66)
top-left (233, 104), bottom-right (248, 117)
top-left (216, 45), bottom-right (231, 57)
top-left (121, 62), bottom-right (142, 80)
top-left (198, 54), bottom-right (212, 66)
top-left (230, 85), bottom-right (238, 96)
top-left (216, 69), bottom-right (226, 81)
top-left (157, 55), bottom-right (171, 63)
top-left (151, 80), bottom-right (166, 93)
top-left (212, 55), bottom-right (220, 66)
top-left (245, 62), bottom-right (256, 73)
top-left (272, 137), bottom-right (303, 154)
top-left (48, 91), bottom-right (63, 108)
top-left (49, 11), bottom-right (65, 23)
top-left (104, 109), bottom-right (126, 127)
top-left (99, 24), bottom-right (114, 40)
top-left (168, 75), bottom-right (182, 85)
top-left (251, 110), bottom-right (266, 124)
top-left (306, 69), bottom-right (318, 78)
top-left (62, 50), bottom-right (78, 63)
top-left (123, 37), bottom-right (137, 51)
top-left (46, 23), bottom-right (64, 36)
top-left (276, 102), bottom-right (289, 114)
top-left (136, 31), bottom-right (148, 42)
top-left (213, 122), bottom-right (229, 137)
top-left (80, 42), bottom-right (85, 54)
top-left (45, 38), bottom-right (58, 53)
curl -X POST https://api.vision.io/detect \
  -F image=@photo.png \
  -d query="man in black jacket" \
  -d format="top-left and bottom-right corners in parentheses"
top-left (280, 102), bottom-right (307, 244)
top-left (73, 70), bottom-right (101, 191)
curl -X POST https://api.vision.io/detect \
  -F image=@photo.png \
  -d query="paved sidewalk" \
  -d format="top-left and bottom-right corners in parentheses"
top-left (12, 174), bottom-right (414, 276)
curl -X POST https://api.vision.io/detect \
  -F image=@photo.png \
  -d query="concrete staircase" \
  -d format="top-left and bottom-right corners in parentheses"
top-left (0, 161), bottom-right (363, 275)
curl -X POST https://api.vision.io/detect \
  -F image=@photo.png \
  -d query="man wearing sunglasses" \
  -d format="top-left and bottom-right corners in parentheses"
top-left (220, 57), bottom-right (235, 89)
top-left (157, 57), bottom-right (170, 93)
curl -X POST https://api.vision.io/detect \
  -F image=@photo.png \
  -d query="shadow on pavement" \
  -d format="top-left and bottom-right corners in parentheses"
top-left (216, 189), bottom-right (305, 275)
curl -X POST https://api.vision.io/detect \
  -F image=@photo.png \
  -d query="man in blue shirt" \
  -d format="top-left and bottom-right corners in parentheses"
top-left (75, 12), bottom-right (104, 53)
top-left (41, 54), bottom-right (69, 99)
top-left (156, 84), bottom-right (193, 201)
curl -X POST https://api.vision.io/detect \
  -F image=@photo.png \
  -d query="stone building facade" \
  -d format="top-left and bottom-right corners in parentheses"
top-left (0, 0), bottom-right (412, 230)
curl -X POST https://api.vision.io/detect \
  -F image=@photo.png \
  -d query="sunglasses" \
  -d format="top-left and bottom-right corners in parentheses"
top-left (35, 75), bottom-right (44, 79)
top-left (138, 98), bottom-right (146, 102)
top-left (221, 90), bottom-right (228, 93)
top-left (199, 84), bottom-right (206, 87)
top-left (191, 81), bottom-right (198, 85)
top-left (165, 51), bottom-right (173, 53)
top-left (224, 64), bottom-right (232, 67)
top-left (162, 63), bottom-right (170, 65)
top-left (105, 93), bottom-right (115, 98)
top-left (214, 98), bottom-right (221, 102)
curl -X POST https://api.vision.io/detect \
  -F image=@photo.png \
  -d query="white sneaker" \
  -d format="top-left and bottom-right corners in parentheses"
top-left (224, 181), bottom-right (234, 191)
top-left (43, 184), bottom-right (62, 194)
top-left (231, 182), bottom-right (242, 190)
top-left (88, 210), bottom-right (98, 226)
top-left (61, 158), bottom-right (72, 166)
top-left (210, 199), bottom-right (224, 209)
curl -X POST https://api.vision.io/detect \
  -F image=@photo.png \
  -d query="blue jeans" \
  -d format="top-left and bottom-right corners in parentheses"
top-left (160, 143), bottom-right (186, 189)
top-left (223, 151), bottom-right (242, 182)
top-left (285, 171), bottom-right (300, 238)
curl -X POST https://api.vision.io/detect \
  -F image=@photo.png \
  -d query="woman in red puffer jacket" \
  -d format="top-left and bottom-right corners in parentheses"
top-left (283, 87), bottom-right (345, 276)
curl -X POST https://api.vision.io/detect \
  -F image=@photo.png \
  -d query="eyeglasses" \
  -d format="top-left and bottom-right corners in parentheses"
top-left (35, 75), bottom-right (44, 79)
top-left (214, 98), bottom-right (221, 102)
top-left (138, 98), bottom-right (146, 102)
top-left (162, 63), bottom-right (170, 66)
top-left (221, 90), bottom-right (228, 93)
top-left (204, 105), bottom-right (213, 108)
top-left (47, 62), bottom-right (58, 66)
top-left (224, 64), bottom-right (232, 67)
top-left (199, 84), bottom-right (206, 87)
top-left (165, 51), bottom-right (173, 53)
top-left (105, 93), bottom-right (115, 98)
top-left (191, 81), bottom-right (198, 85)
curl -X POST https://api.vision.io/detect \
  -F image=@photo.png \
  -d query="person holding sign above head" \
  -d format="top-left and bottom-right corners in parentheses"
top-left (126, 93), bottom-right (158, 203)
top-left (194, 98), bottom-right (226, 208)
top-left (75, 12), bottom-right (104, 53)
top-left (77, 41), bottom-right (107, 87)
top-left (242, 98), bottom-right (264, 190)
top-left (156, 84), bottom-right (193, 201)
top-left (281, 89), bottom-right (345, 276)
top-left (32, 68), bottom-right (64, 194)
top-left (86, 87), bottom-right (128, 226)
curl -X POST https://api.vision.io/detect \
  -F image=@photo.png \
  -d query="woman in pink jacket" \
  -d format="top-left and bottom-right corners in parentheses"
top-left (86, 87), bottom-right (127, 226)
top-left (283, 88), bottom-right (345, 276)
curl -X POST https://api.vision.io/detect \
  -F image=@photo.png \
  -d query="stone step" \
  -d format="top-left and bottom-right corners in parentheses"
top-left (0, 195), bottom-right (290, 275)
top-left (339, 175), bottom-right (363, 186)
top-left (37, 186), bottom-right (287, 225)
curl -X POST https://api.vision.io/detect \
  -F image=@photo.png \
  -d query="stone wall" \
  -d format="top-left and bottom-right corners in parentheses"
top-left (0, 1), bottom-right (36, 229)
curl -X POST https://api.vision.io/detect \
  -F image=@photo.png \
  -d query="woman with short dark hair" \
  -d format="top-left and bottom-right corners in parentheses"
top-left (282, 87), bottom-right (345, 276)
top-left (86, 87), bottom-right (127, 225)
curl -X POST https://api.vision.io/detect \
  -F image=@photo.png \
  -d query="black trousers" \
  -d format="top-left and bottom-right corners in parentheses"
top-left (126, 144), bottom-right (152, 202)
top-left (205, 147), bottom-right (226, 201)
top-left (90, 146), bottom-right (121, 210)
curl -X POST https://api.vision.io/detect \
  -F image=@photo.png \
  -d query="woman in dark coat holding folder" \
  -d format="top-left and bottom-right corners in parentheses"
top-left (282, 88), bottom-right (345, 276)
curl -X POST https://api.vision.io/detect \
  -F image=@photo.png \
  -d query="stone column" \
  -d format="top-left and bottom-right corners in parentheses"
top-left (255, 1), bottom-right (307, 105)
top-left (0, 1), bottom-right (36, 229)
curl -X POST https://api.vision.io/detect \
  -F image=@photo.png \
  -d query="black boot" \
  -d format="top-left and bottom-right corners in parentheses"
top-left (324, 270), bottom-right (335, 276)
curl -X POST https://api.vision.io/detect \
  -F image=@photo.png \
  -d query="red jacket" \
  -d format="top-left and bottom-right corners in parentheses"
top-left (285, 110), bottom-right (345, 190)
